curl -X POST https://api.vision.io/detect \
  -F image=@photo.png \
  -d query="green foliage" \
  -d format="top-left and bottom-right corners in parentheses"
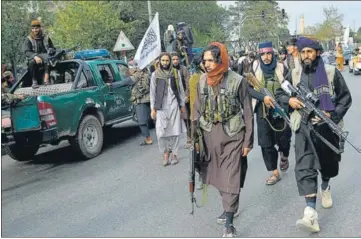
top-left (1, 1), bottom-right (34, 70)
top-left (227, 0), bottom-right (290, 45)
top-left (304, 6), bottom-right (344, 42)
top-left (192, 23), bottom-right (227, 48)
top-left (1, 0), bottom-right (230, 68)
top-left (50, 1), bottom-right (135, 51)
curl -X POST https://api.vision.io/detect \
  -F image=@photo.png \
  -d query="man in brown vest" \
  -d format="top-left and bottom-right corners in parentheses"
top-left (23, 19), bottom-right (56, 88)
top-left (192, 42), bottom-right (254, 237)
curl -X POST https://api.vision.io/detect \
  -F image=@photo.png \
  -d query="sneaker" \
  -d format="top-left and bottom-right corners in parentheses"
top-left (222, 225), bottom-right (237, 237)
top-left (32, 80), bottom-right (39, 89)
top-left (320, 185), bottom-right (333, 209)
top-left (217, 211), bottom-right (240, 225)
top-left (196, 172), bottom-right (203, 190)
top-left (296, 206), bottom-right (320, 233)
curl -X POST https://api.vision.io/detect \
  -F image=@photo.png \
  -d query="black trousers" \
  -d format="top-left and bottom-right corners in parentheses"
top-left (135, 103), bottom-right (151, 138)
top-left (294, 123), bottom-right (340, 196)
top-left (257, 110), bottom-right (292, 171)
top-left (184, 102), bottom-right (191, 138)
top-left (26, 59), bottom-right (48, 86)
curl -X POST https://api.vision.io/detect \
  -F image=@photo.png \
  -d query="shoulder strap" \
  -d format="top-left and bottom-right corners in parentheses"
top-left (27, 36), bottom-right (36, 52)
top-left (275, 63), bottom-right (285, 83)
top-left (324, 64), bottom-right (336, 96)
top-left (291, 67), bottom-right (302, 87)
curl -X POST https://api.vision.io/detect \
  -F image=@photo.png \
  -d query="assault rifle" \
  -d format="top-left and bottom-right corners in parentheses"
top-left (189, 139), bottom-right (203, 214)
top-left (245, 73), bottom-right (290, 125)
top-left (48, 45), bottom-right (80, 67)
top-left (281, 80), bottom-right (361, 154)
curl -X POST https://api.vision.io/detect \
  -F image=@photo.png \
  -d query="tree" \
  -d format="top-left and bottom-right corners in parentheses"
top-left (1, 1), bottom-right (34, 72)
top-left (314, 6), bottom-right (344, 42)
top-left (50, 1), bottom-right (136, 51)
top-left (227, 0), bottom-right (290, 49)
top-left (117, 1), bottom-right (229, 49)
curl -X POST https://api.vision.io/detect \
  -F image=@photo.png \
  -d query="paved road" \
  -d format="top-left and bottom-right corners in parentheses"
top-left (2, 69), bottom-right (361, 237)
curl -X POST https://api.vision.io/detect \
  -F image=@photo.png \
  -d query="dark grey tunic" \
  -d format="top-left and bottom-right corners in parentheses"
top-left (277, 66), bottom-right (352, 195)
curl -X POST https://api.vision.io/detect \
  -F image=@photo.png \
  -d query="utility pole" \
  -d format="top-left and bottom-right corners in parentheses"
top-left (147, 0), bottom-right (152, 24)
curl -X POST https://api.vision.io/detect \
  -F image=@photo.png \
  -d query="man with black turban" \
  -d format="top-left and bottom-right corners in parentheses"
top-left (277, 37), bottom-right (352, 233)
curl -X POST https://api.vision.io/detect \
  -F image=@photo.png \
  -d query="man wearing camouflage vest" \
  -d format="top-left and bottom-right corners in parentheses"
top-left (129, 60), bottom-right (153, 146)
top-left (276, 37), bottom-right (352, 233)
top-left (192, 42), bottom-right (253, 237)
top-left (23, 19), bottom-right (56, 88)
top-left (249, 42), bottom-right (292, 185)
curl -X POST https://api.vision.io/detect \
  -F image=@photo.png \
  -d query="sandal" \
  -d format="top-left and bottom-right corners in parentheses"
top-left (140, 140), bottom-right (153, 146)
top-left (170, 154), bottom-right (179, 165)
top-left (163, 153), bottom-right (170, 166)
top-left (266, 173), bottom-right (281, 185)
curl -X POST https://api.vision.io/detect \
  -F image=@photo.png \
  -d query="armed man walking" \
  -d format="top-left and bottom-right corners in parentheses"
top-left (171, 52), bottom-right (192, 148)
top-left (277, 37), bottom-right (352, 233)
top-left (192, 42), bottom-right (254, 237)
top-left (150, 52), bottom-right (187, 166)
top-left (128, 60), bottom-right (153, 146)
top-left (249, 42), bottom-right (291, 185)
top-left (23, 19), bottom-right (56, 88)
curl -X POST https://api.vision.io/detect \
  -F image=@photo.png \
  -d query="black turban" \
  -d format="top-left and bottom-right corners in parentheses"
top-left (296, 37), bottom-right (322, 51)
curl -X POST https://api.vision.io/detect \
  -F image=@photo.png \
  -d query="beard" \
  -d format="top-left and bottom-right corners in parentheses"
top-left (302, 56), bottom-right (319, 73)
top-left (160, 64), bottom-right (170, 71)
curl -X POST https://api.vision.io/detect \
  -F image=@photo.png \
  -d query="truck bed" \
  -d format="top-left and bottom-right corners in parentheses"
top-left (14, 83), bottom-right (73, 96)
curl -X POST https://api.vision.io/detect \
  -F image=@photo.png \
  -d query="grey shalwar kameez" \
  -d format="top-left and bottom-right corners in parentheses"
top-left (150, 71), bottom-right (187, 155)
top-left (193, 72), bottom-right (254, 212)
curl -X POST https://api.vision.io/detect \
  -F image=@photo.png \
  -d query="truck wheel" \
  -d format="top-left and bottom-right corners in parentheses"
top-left (4, 144), bottom-right (39, 161)
top-left (70, 115), bottom-right (104, 159)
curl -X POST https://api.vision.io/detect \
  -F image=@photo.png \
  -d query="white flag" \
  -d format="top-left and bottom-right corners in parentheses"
top-left (134, 12), bottom-right (161, 70)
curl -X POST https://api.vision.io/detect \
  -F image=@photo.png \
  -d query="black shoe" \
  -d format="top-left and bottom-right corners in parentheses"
top-left (32, 80), bottom-right (39, 89)
top-left (223, 225), bottom-right (237, 237)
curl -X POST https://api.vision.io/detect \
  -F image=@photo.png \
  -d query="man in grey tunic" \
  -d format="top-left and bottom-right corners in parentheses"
top-left (150, 52), bottom-right (187, 166)
top-left (192, 42), bottom-right (254, 237)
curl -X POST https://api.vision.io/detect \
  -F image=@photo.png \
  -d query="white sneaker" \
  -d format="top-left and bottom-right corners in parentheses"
top-left (196, 172), bottom-right (203, 190)
top-left (320, 186), bottom-right (333, 209)
top-left (296, 206), bottom-right (320, 233)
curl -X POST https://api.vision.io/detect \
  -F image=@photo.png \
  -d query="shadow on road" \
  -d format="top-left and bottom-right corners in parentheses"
top-left (23, 124), bottom-right (142, 166)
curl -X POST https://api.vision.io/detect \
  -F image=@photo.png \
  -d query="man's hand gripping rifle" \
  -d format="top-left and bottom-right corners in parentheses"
top-left (281, 80), bottom-right (361, 154)
top-left (189, 123), bottom-right (204, 215)
top-left (245, 73), bottom-right (290, 125)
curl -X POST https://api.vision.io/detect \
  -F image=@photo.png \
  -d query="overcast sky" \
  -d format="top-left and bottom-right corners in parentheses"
top-left (217, 1), bottom-right (361, 34)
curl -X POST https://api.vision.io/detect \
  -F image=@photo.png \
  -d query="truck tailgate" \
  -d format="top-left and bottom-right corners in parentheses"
top-left (11, 96), bottom-right (41, 132)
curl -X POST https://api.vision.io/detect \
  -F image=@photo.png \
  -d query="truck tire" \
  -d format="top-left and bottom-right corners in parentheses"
top-left (70, 115), bottom-right (104, 159)
top-left (4, 144), bottom-right (39, 161)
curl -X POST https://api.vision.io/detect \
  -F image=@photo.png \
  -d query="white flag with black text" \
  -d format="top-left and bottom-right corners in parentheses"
top-left (134, 12), bottom-right (161, 69)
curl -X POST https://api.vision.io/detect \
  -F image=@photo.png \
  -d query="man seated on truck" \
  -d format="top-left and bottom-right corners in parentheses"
top-left (23, 19), bottom-right (56, 89)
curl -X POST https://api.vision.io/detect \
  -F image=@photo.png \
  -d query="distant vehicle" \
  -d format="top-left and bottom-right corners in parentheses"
top-left (349, 53), bottom-right (361, 75)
